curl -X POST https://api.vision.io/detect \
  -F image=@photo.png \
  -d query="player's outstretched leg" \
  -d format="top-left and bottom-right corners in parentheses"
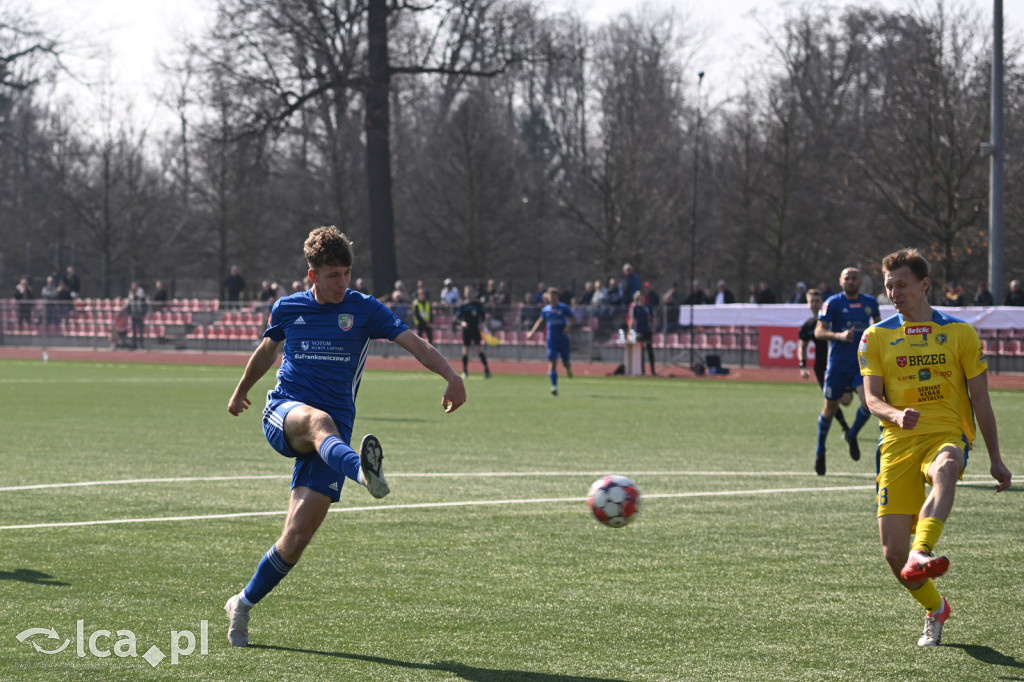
top-left (360, 434), bottom-right (389, 499)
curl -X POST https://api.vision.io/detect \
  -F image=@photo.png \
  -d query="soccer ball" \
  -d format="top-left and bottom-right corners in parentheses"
top-left (587, 475), bottom-right (641, 527)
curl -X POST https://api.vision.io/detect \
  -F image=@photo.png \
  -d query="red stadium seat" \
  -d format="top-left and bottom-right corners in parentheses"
top-left (1000, 339), bottom-right (1023, 356)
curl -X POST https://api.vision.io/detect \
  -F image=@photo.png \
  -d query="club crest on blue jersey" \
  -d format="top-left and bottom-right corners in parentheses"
top-left (338, 314), bottom-right (354, 331)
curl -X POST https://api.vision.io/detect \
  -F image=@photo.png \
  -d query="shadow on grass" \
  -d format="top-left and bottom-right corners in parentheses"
top-left (947, 643), bottom-right (1024, 669)
top-left (248, 644), bottom-right (627, 681)
top-left (0, 569), bottom-right (69, 586)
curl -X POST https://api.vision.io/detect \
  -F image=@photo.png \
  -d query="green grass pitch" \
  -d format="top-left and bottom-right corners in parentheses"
top-left (0, 359), bottom-right (1022, 680)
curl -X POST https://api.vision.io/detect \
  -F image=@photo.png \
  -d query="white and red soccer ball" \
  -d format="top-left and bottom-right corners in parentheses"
top-left (587, 475), bottom-right (641, 527)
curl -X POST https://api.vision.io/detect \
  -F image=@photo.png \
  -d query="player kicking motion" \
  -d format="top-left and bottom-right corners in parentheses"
top-left (526, 287), bottom-right (576, 395)
top-left (859, 248), bottom-right (1011, 646)
top-left (813, 267), bottom-right (880, 475)
top-left (224, 226), bottom-right (466, 647)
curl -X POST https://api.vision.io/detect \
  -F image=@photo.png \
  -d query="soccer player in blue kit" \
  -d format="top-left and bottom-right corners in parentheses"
top-left (813, 267), bottom-right (880, 475)
top-left (526, 287), bottom-right (576, 395)
top-left (223, 226), bottom-right (466, 647)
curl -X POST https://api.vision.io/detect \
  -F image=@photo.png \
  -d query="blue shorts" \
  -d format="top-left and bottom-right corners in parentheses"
top-left (547, 337), bottom-right (571, 363)
top-left (823, 362), bottom-right (862, 401)
top-left (263, 396), bottom-right (352, 502)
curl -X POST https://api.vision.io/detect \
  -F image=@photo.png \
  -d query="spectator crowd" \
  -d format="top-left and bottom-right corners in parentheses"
top-left (7, 260), bottom-right (1024, 346)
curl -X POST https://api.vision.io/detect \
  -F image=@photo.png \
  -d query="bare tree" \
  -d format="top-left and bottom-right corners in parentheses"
top-left (549, 11), bottom-right (692, 280)
top-left (853, 4), bottom-right (990, 285)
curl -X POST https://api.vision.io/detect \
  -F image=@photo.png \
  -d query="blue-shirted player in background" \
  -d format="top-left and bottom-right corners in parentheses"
top-left (526, 287), bottom-right (576, 395)
top-left (224, 226), bottom-right (466, 647)
top-left (813, 266), bottom-right (880, 475)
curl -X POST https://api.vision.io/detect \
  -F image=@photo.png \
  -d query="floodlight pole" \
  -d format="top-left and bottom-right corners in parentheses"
top-left (688, 71), bottom-right (704, 372)
top-left (986, 0), bottom-right (1004, 302)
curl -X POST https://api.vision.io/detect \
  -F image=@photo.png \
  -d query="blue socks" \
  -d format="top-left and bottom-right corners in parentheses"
top-left (549, 369), bottom-right (558, 389)
top-left (849, 406), bottom-right (871, 439)
top-left (816, 414), bottom-right (832, 456)
top-left (242, 545), bottom-right (295, 605)
top-left (319, 434), bottom-right (361, 482)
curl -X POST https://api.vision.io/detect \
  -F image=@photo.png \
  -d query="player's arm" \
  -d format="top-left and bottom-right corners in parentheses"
top-left (813, 319), bottom-right (831, 341)
top-left (526, 314), bottom-right (544, 339)
top-left (798, 337), bottom-right (810, 379)
top-left (863, 374), bottom-right (920, 430)
top-left (393, 329), bottom-right (467, 413)
top-left (815, 319), bottom-right (852, 343)
top-left (228, 336), bottom-right (284, 416)
top-left (966, 371), bottom-right (1012, 492)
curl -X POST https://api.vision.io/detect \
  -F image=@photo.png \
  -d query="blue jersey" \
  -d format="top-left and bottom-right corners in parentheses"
top-left (819, 292), bottom-right (878, 370)
top-left (540, 302), bottom-right (574, 344)
top-left (264, 289), bottom-right (408, 429)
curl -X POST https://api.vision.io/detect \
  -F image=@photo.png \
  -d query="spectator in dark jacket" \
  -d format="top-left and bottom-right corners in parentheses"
top-left (973, 282), bottom-right (994, 306)
top-left (755, 281), bottom-right (777, 304)
top-left (1005, 280), bottom-right (1024, 306)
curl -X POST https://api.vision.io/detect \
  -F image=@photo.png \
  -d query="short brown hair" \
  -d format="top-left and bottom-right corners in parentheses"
top-left (806, 288), bottom-right (821, 298)
top-left (304, 226), bottom-right (353, 271)
top-left (882, 248), bottom-right (929, 281)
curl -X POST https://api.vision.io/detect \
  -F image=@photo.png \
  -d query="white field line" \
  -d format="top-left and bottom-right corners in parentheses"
top-left (1, 469), bottom-right (1001, 493)
top-left (0, 485), bottom-right (876, 531)
top-left (0, 473), bottom-right (1002, 531)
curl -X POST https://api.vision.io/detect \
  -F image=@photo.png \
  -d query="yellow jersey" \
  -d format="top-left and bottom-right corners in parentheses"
top-left (858, 310), bottom-right (987, 447)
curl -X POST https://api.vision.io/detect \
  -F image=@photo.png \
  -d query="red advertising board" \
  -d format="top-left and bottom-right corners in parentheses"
top-left (759, 325), bottom-right (817, 368)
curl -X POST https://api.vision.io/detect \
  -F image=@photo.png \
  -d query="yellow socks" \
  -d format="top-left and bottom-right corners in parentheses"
top-left (908, 580), bottom-right (944, 613)
top-left (912, 517), bottom-right (944, 554)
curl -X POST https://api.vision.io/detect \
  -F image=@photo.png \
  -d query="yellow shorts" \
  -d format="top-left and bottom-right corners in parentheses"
top-left (876, 432), bottom-right (968, 517)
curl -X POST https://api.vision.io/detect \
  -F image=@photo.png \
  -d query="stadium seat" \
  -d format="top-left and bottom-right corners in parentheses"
top-left (1000, 339), bottom-right (1022, 357)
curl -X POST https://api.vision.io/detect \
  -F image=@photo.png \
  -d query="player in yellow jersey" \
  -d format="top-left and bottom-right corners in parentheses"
top-left (859, 248), bottom-right (1012, 646)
